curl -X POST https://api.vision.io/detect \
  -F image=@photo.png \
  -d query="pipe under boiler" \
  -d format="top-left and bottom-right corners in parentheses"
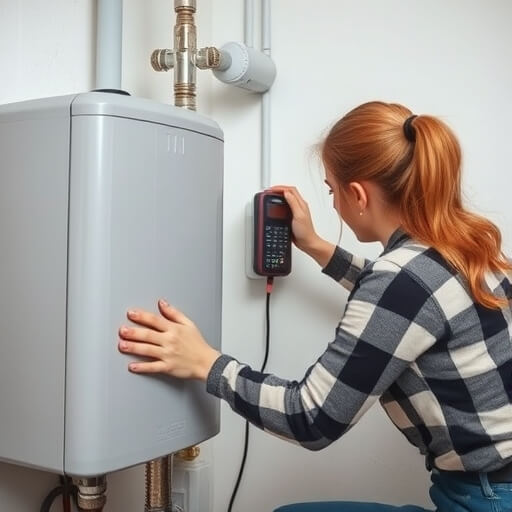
top-left (145, 457), bottom-right (172, 512)
top-left (74, 476), bottom-right (107, 512)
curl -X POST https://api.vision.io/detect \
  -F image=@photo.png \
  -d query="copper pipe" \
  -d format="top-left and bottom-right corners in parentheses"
top-left (145, 457), bottom-right (172, 512)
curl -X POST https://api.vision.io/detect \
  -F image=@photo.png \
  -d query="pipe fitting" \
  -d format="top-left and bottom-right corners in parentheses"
top-left (195, 47), bottom-right (232, 71)
top-left (174, 0), bottom-right (196, 8)
top-left (151, 49), bottom-right (175, 72)
top-left (173, 0), bottom-right (197, 110)
top-left (195, 47), bottom-right (220, 70)
top-left (176, 445), bottom-right (200, 462)
top-left (73, 476), bottom-right (107, 511)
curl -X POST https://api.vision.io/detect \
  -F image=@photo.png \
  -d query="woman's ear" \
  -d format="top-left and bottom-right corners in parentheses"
top-left (347, 182), bottom-right (368, 211)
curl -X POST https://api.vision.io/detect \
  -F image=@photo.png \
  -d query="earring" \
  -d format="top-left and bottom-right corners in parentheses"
top-left (359, 211), bottom-right (364, 216)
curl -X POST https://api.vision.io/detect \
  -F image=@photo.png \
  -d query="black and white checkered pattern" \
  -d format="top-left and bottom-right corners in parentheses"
top-left (207, 229), bottom-right (512, 472)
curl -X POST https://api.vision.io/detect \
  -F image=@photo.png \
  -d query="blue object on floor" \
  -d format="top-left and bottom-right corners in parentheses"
top-left (273, 470), bottom-right (512, 512)
top-left (274, 503), bottom-right (430, 512)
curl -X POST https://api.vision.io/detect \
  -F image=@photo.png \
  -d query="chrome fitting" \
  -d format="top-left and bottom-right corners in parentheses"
top-left (73, 476), bottom-right (107, 511)
top-left (151, 49), bottom-right (175, 72)
top-left (174, 0), bottom-right (196, 9)
top-left (196, 47), bottom-right (223, 70)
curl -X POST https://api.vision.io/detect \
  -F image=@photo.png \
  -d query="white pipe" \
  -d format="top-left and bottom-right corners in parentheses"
top-left (261, 0), bottom-right (271, 189)
top-left (261, 93), bottom-right (271, 189)
top-left (244, 0), bottom-right (254, 48)
top-left (96, 0), bottom-right (123, 90)
top-left (262, 0), bottom-right (271, 54)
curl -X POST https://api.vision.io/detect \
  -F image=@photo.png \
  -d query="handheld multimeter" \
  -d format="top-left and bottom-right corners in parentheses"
top-left (253, 191), bottom-right (292, 276)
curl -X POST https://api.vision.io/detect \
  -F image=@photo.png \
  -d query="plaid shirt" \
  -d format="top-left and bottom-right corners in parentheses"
top-left (207, 229), bottom-right (512, 472)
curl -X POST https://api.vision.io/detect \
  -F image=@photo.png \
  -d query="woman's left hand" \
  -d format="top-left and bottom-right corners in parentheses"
top-left (118, 299), bottom-right (221, 382)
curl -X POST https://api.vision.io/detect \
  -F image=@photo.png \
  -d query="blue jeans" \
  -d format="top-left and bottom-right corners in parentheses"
top-left (274, 470), bottom-right (512, 512)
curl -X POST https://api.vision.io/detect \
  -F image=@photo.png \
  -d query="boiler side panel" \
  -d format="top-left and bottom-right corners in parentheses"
top-left (0, 99), bottom-right (70, 473)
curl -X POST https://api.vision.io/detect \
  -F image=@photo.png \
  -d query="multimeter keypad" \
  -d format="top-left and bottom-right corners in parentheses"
top-left (264, 225), bottom-right (290, 271)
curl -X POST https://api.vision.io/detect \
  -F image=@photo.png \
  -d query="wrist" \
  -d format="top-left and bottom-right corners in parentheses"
top-left (301, 233), bottom-right (322, 255)
top-left (307, 237), bottom-right (336, 268)
top-left (198, 348), bottom-right (222, 382)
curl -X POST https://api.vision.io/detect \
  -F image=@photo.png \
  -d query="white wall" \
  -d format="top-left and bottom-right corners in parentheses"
top-left (0, 2), bottom-right (95, 510)
top-left (0, 1), bottom-right (511, 511)
top-left (209, 1), bottom-right (512, 511)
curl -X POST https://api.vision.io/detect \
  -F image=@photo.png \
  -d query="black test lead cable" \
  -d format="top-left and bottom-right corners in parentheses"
top-left (228, 276), bottom-right (274, 512)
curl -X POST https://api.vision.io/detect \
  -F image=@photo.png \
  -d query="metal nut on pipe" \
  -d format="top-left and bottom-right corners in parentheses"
top-left (196, 47), bottom-right (221, 70)
top-left (176, 445), bottom-right (200, 461)
top-left (174, 0), bottom-right (196, 10)
top-left (151, 49), bottom-right (175, 72)
top-left (196, 47), bottom-right (232, 71)
top-left (73, 476), bottom-right (107, 511)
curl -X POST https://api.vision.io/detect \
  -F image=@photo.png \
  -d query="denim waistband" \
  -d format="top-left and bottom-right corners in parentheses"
top-left (437, 462), bottom-right (512, 484)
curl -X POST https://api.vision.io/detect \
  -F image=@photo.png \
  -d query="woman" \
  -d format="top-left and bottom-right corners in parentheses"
top-left (118, 101), bottom-right (512, 511)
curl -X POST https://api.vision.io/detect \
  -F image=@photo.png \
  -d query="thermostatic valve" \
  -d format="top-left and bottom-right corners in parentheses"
top-left (212, 42), bottom-right (276, 93)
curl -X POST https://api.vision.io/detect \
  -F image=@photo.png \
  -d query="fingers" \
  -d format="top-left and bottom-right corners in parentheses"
top-left (126, 309), bottom-right (170, 332)
top-left (119, 325), bottom-right (165, 346)
top-left (269, 187), bottom-right (310, 218)
top-left (281, 190), bottom-right (303, 218)
top-left (268, 185), bottom-right (308, 206)
top-left (158, 300), bottom-right (194, 326)
top-left (129, 361), bottom-right (167, 374)
top-left (118, 338), bottom-right (162, 358)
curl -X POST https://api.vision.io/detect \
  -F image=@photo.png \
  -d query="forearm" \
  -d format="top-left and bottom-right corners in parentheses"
top-left (305, 237), bottom-right (337, 268)
top-left (206, 355), bottom-right (337, 450)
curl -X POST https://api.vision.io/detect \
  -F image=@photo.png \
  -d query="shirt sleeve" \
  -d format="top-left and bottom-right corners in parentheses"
top-left (206, 260), bottom-right (446, 451)
top-left (322, 246), bottom-right (371, 292)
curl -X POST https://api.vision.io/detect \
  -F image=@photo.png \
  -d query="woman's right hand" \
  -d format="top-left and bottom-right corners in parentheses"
top-left (268, 185), bottom-right (318, 252)
top-left (268, 186), bottom-right (336, 267)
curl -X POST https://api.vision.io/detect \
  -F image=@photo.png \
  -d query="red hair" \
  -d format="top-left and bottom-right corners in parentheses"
top-left (321, 101), bottom-right (511, 309)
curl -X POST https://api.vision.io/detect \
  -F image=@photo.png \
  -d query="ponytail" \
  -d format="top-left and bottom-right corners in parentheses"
top-left (322, 101), bottom-right (511, 309)
top-left (400, 115), bottom-right (510, 309)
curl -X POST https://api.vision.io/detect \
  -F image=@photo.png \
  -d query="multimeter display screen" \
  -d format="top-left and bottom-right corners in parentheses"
top-left (267, 203), bottom-right (289, 219)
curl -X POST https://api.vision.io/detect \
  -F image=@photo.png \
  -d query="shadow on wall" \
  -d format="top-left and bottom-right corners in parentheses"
top-left (0, 462), bottom-right (58, 510)
top-left (245, 252), bottom-right (347, 323)
top-left (0, 461), bottom-right (146, 510)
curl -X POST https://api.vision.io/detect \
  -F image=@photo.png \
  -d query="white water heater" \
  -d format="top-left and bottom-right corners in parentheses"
top-left (0, 92), bottom-right (223, 477)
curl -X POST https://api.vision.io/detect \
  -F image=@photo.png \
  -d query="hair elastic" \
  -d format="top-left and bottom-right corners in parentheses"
top-left (403, 115), bottom-right (418, 143)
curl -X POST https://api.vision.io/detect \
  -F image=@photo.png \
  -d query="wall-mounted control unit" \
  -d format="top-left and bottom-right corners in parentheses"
top-left (246, 191), bottom-right (292, 279)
